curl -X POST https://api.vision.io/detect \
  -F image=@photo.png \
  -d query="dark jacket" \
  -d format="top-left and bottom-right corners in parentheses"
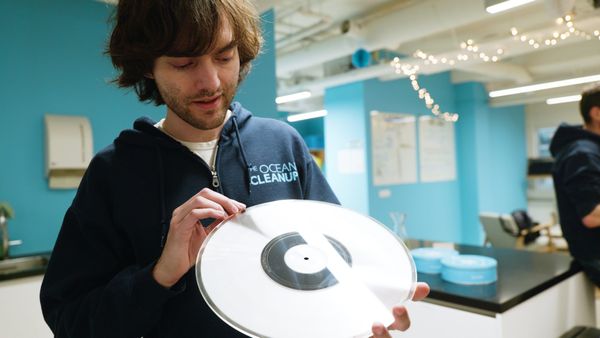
top-left (550, 123), bottom-right (600, 260)
top-left (40, 102), bottom-right (339, 338)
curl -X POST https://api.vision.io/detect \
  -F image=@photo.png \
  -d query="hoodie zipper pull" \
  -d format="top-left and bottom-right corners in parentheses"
top-left (210, 145), bottom-right (220, 188)
top-left (211, 170), bottom-right (220, 188)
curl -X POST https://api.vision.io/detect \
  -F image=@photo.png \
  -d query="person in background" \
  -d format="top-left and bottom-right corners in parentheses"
top-left (39, 1), bottom-right (429, 337)
top-left (550, 84), bottom-right (600, 287)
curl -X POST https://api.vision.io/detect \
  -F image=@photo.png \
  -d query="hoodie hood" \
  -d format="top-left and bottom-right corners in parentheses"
top-left (549, 123), bottom-right (600, 157)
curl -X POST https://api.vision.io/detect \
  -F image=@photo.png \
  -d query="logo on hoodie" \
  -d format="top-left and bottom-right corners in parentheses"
top-left (249, 162), bottom-right (299, 186)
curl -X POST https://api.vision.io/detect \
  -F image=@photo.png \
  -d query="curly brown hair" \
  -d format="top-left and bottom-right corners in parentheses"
top-left (107, 0), bottom-right (263, 105)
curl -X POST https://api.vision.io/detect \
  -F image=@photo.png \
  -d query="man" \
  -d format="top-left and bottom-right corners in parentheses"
top-left (40, 1), bottom-right (428, 337)
top-left (550, 84), bottom-right (600, 287)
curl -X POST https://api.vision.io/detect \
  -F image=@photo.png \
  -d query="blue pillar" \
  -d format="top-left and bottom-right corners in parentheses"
top-left (455, 82), bottom-right (527, 244)
top-left (324, 82), bottom-right (370, 214)
top-left (455, 82), bottom-right (489, 244)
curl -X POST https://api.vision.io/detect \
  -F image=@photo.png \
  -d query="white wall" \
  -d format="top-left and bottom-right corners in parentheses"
top-left (0, 275), bottom-right (53, 338)
top-left (524, 101), bottom-right (581, 224)
top-left (525, 101), bottom-right (581, 158)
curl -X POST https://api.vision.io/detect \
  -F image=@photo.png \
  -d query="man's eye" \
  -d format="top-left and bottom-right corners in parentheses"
top-left (217, 52), bottom-right (234, 63)
top-left (172, 62), bottom-right (193, 69)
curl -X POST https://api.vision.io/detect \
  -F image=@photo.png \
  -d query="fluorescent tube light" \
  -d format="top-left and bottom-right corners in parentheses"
top-left (275, 91), bottom-right (312, 104)
top-left (485, 0), bottom-right (536, 14)
top-left (287, 110), bottom-right (328, 122)
top-left (546, 95), bottom-right (582, 105)
top-left (489, 74), bottom-right (600, 98)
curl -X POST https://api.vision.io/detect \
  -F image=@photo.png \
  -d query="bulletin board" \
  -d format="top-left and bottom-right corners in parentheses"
top-left (418, 116), bottom-right (456, 182)
top-left (370, 111), bottom-right (417, 186)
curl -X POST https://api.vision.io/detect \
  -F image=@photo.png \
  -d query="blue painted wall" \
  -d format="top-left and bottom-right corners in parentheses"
top-left (455, 83), bottom-right (527, 244)
top-left (363, 73), bottom-right (462, 243)
top-left (321, 76), bottom-right (526, 244)
top-left (0, 2), bottom-right (276, 256)
top-left (236, 9), bottom-right (277, 118)
top-left (455, 83), bottom-right (486, 244)
top-left (288, 117), bottom-right (325, 149)
top-left (485, 105), bottom-right (528, 214)
top-left (324, 82), bottom-right (370, 214)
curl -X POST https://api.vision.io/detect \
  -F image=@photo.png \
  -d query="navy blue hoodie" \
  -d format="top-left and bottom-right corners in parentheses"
top-left (40, 102), bottom-right (339, 338)
top-left (550, 123), bottom-right (600, 260)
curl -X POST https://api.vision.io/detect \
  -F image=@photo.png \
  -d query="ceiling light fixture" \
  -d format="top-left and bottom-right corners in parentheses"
top-left (275, 91), bottom-right (312, 104)
top-left (485, 0), bottom-right (536, 14)
top-left (546, 95), bottom-right (582, 105)
top-left (287, 110), bottom-right (328, 123)
top-left (489, 74), bottom-right (600, 98)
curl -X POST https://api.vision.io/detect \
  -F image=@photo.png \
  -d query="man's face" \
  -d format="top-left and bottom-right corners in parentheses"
top-left (152, 19), bottom-right (240, 130)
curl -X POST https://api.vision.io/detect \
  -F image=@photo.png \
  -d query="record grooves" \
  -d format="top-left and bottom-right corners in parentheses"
top-left (261, 232), bottom-right (352, 290)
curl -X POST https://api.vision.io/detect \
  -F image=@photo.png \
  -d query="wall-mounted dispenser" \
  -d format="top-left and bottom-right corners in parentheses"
top-left (44, 114), bottom-right (93, 189)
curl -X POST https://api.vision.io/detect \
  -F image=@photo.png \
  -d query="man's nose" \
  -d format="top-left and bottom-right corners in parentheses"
top-left (193, 61), bottom-right (221, 93)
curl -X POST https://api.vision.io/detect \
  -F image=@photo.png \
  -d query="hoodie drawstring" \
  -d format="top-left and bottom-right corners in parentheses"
top-left (232, 115), bottom-right (253, 194)
top-left (155, 145), bottom-right (169, 248)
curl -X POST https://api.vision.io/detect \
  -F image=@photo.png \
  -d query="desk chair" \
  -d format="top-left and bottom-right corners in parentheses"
top-left (479, 212), bottom-right (518, 249)
top-left (525, 211), bottom-right (568, 252)
top-left (479, 212), bottom-right (563, 252)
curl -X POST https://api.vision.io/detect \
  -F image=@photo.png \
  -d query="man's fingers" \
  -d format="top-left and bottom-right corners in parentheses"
top-left (173, 194), bottom-right (223, 224)
top-left (390, 306), bottom-right (410, 331)
top-left (172, 188), bottom-right (246, 225)
top-left (370, 282), bottom-right (429, 337)
top-left (201, 209), bottom-right (244, 241)
top-left (412, 282), bottom-right (430, 301)
top-left (205, 215), bottom-right (230, 233)
top-left (232, 200), bottom-right (246, 211)
top-left (371, 322), bottom-right (391, 338)
top-left (196, 188), bottom-right (245, 215)
top-left (187, 208), bottom-right (228, 224)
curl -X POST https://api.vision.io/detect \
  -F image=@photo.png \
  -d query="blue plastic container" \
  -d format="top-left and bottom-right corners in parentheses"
top-left (440, 254), bottom-right (498, 285)
top-left (410, 247), bottom-right (459, 274)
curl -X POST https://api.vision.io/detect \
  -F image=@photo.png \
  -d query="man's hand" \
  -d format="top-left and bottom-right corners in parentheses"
top-left (152, 188), bottom-right (246, 288)
top-left (371, 282), bottom-right (430, 338)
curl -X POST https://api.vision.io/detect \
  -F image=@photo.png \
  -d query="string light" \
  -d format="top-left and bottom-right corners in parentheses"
top-left (398, 38), bottom-right (511, 122)
top-left (390, 58), bottom-right (459, 122)
top-left (413, 50), bottom-right (456, 67)
top-left (459, 39), bottom-right (503, 63)
top-left (384, 14), bottom-right (598, 122)
top-left (413, 40), bottom-right (502, 68)
top-left (512, 14), bottom-right (600, 50)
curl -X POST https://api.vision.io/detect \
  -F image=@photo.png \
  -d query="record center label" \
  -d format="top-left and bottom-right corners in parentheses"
top-left (284, 244), bottom-right (327, 274)
top-left (261, 232), bottom-right (353, 291)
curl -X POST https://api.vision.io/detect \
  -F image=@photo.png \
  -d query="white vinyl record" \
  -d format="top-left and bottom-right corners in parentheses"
top-left (196, 199), bottom-right (417, 338)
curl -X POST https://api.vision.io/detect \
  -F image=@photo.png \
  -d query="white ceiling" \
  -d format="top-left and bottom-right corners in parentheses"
top-left (264, 0), bottom-right (600, 112)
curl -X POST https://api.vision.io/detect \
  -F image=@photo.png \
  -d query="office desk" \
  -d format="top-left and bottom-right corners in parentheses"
top-left (394, 241), bottom-right (596, 338)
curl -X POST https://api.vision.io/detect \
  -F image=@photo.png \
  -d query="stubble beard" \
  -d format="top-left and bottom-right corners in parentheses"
top-left (161, 84), bottom-right (237, 131)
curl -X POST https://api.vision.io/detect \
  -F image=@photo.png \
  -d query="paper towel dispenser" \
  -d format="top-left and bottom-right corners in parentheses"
top-left (44, 114), bottom-right (93, 189)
